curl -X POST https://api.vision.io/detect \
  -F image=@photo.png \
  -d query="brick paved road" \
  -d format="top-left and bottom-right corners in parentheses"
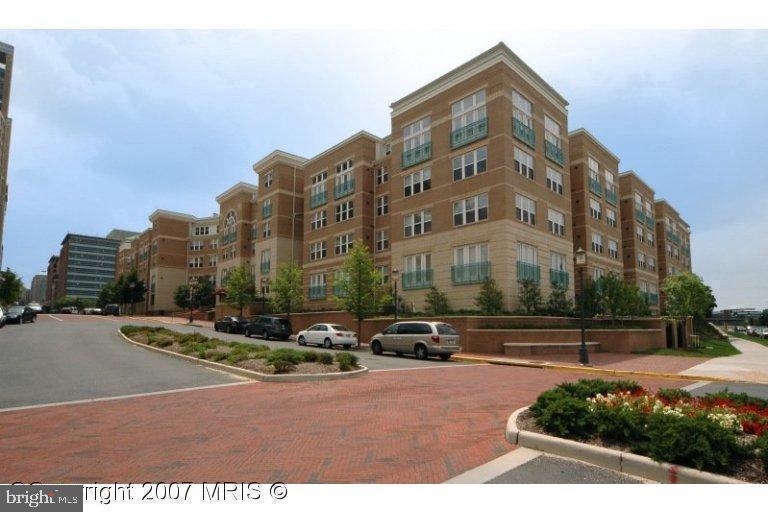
top-left (0, 364), bottom-right (683, 483)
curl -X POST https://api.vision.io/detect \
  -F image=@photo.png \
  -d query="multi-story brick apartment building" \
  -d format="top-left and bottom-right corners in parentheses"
top-left (44, 256), bottom-right (59, 306)
top-left (387, 42), bottom-right (573, 312)
top-left (618, 172), bottom-right (660, 312)
top-left (215, 182), bottom-right (259, 294)
top-left (29, 274), bottom-right (47, 303)
top-left (568, 128), bottom-right (623, 294)
top-left (0, 41), bottom-right (14, 268)
top-left (654, 199), bottom-right (692, 310)
top-left (187, 214), bottom-right (219, 287)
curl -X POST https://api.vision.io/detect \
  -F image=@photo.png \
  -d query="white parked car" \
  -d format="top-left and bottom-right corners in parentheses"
top-left (296, 323), bottom-right (358, 349)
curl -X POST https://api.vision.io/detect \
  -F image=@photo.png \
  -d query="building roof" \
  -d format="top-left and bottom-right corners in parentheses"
top-left (61, 233), bottom-right (121, 246)
top-left (304, 130), bottom-right (382, 167)
top-left (390, 42), bottom-right (569, 118)
top-left (105, 228), bottom-right (141, 241)
top-left (655, 199), bottom-right (690, 229)
top-left (148, 209), bottom-right (196, 223)
top-left (619, 171), bottom-right (656, 195)
top-left (215, 181), bottom-right (259, 204)
top-left (252, 150), bottom-right (308, 174)
top-left (568, 128), bottom-right (621, 164)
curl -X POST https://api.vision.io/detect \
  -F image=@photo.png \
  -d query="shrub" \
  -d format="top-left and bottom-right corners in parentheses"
top-left (702, 390), bottom-right (768, 410)
top-left (204, 349), bottom-right (227, 362)
top-left (641, 413), bottom-right (746, 472)
top-left (336, 352), bottom-right (358, 371)
top-left (154, 338), bottom-right (173, 348)
top-left (318, 353), bottom-right (334, 365)
top-left (529, 388), bottom-right (570, 417)
top-left (594, 405), bottom-right (646, 445)
top-left (272, 360), bottom-right (295, 374)
top-left (756, 432), bottom-right (768, 473)
top-left (249, 351), bottom-right (268, 360)
top-left (179, 333), bottom-right (209, 345)
top-left (303, 351), bottom-right (319, 363)
top-left (227, 352), bottom-right (249, 364)
top-left (266, 348), bottom-right (306, 366)
top-left (656, 388), bottom-right (692, 403)
top-left (534, 395), bottom-right (597, 440)
top-left (556, 379), bottom-right (642, 400)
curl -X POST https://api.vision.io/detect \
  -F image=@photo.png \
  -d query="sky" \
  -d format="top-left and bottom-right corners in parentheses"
top-left (0, 30), bottom-right (765, 310)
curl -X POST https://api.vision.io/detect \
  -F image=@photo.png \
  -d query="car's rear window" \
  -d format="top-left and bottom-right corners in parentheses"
top-left (275, 319), bottom-right (291, 326)
top-left (9, 307), bottom-right (24, 313)
top-left (436, 323), bottom-right (458, 335)
top-left (330, 324), bottom-right (348, 331)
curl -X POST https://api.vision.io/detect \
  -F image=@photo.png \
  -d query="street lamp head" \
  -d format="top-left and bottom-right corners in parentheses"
top-left (574, 247), bottom-right (587, 266)
top-left (392, 267), bottom-right (399, 276)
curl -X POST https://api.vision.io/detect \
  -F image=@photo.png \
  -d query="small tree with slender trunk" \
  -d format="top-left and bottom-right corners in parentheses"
top-left (661, 272), bottom-right (717, 321)
top-left (424, 286), bottom-right (450, 315)
top-left (224, 265), bottom-right (256, 317)
top-left (271, 263), bottom-right (304, 322)
top-left (475, 278), bottom-right (505, 315)
top-left (334, 242), bottom-right (388, 347)
top-left (0, 268), bottom-right (24, 307)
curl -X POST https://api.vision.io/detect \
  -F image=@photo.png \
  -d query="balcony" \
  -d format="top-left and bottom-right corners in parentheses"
top-left (401, 269), bottom-right (433, 290)
top-left (667, 230), bottom-right (682, 245)
top-left (516, 261), bottom-right (541, 284)
top-left (309, 190), bottom-right (327, 209)
top-left (262, 203), bottom-right (272, 219)
top-left (309, 285), bottom-right (327, 300)
top-left (332, 284), bottom-right (347, 297)
top-left (605, 186), bottom-right (618, 206)
top-left (334, 179), bottom-right (355, 199)
top-left (588, 177), bottom-right (603, 197)
top-left (401, 141), bottom-right (432, 169)
top-left (512, 118), bottom-right (536, 149)
top-left (451, 261), bottom-right (491, 285)
top-left (450, 118), bottom-right (488, 149)
top-left (645, 215), bottom-right (655, 229)
top-left (220, 231), bottom-right (237, 246)
top-left (644, 292), bottom-right (659, 305)
top-left (260, 261), bottom-right (271, 275)
top-left (544, 140), bottom-right (564, 166)
top-left (549, 269), bottom-right (569, 289)
top-left (635, 208), bottom-right (645, 223)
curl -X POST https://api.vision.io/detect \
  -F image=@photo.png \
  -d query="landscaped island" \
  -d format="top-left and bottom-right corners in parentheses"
top-left (524, 379), bottom-right (768, 483)
top-left (120, 325), bottom-right (362, 376)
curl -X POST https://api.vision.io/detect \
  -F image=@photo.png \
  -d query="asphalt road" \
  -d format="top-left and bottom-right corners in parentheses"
top-left (0, 314), bottom-right (464, 409)
top-left (688, 381), bottom-right (768, 400)
top-left (488, 454), bottom-right (642, 484)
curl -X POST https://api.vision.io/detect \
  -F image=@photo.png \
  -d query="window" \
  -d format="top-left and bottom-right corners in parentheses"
top-left (194, 226), bottom-right (210, 236)
top-left (512, 90), bottom-right (533, 129)
top-left (335, 233), bottom-right (353, 255)
top-left (648, 256), bottom-right (656, 271)
top-left (548, 209), bottom-right (565, 236)
top-left (404, 253), bottom-right (431, 273)
top-left (376, 196), bottom-right (389, 216)
top-left (451, 90), bottom-right (486, 130)
top-left (262, 221), bottom-right (271, 238)
top-left (608, 239), bottom-right (619, 259)
top-left (636, 226), bottom-right (644, 242)
top-left (591, 232), bottom-right (604, 254)
top-left (404, 167), bottom-right (431, 197)
top-left (335, 201), bottom-right (354, 222)
top-left (518, 242), bottom-right (538, 265)
top-left (546, 167), bottom-right (563, 195)
top-left (454, 194), bottom-right (489, 227)
top-left (515, 194), bottom-right (535, 225)
top-left (335, 159), bottom-right (354, 190)
top-left (588, 157), bottom-right (600, 180)
top-left (454, 243), bottom-right (489, 266)
top-left (638, 252), bottom-right (646, 270)
top-left (404, 209), bottom-right (432, 237)
top-left (589, 199), bottom-right (602, 220)
top-left (403, 116), bottom-right (431, 152)
top-left (551, 251), bottom-right (566, 272)
top-left (189, 257), bottom-right (203, 268)
top-left (376, 265), bottom-right (390, 284)
top-left (593, 267), bottom-right (605, 281)
top-left (647, 232), bottom-right (654, 247)
top-left (544, 115), bottom-right (562, 149)
top-left (376, 230), bottom-right (389, 252)
top-left (310, 210), bottom-right (327, 231)
top-left (264, 171), bottom-right (274, 188)
top-left (452, 146), bottom-right (487, 181)
top-left (607, 208), bottom-right (617, 228)
top-left (311, 171), bottom-right (328, 197)
top-left (514, 146), bottom-right (534, 179)
top-left (209, 255), bottom-right (218, 267)
top-left (310, 241), bottom-right (327, 261)
top-left (210, 239), bottom-right (218, 250)
top-left (376, 167), bottom-right (388, 185)
top-left (261, 250), bottom-right (271, 273)
top-left (453, 244), bottom-right (490, 283)
top-left (262, 198), bottom-right (272, 218)
top-left (310, 273), bottom-right (326, 289)
top-left (189, 241), bottom-right (203, 251)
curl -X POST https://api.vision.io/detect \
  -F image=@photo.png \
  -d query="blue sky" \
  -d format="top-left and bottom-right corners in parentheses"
top-left (1, 30), bottom-right (766, 309)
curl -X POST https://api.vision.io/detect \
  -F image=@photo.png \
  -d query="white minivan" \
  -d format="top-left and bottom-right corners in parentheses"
top-left (369, 321), bottom-right (461, 360)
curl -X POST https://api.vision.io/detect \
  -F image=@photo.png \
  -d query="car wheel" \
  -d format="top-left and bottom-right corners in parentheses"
top-left (414, 345), bottom-right (428, 360)
top-left (264, 331), bottom-right (270, 340)
top-left (395, 352), bottom-right (403, 357)
top-left (214, 324), bottom-right (219, 332)
top-left (323, 338), bottom-right (333, 349)
top-left (298, 336), bottom-right (306, 346)
top-left (439, 354), bottom-right (451, 361)
top-left (371, 340), bottom-right (383, 355)
top-left (244, 328), bottom-right (251, 338)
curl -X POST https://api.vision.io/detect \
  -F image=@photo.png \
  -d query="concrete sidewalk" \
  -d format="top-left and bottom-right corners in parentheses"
top-left (681, 337), bottom-right (768, 383)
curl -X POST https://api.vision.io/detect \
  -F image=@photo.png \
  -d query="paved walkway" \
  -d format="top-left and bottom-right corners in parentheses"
top-left (0, 365), bottom-right (683, 483)
top-left (459, 352), bottom-right (706, 374)
top-left (681, 337), bottom-right (768, 383)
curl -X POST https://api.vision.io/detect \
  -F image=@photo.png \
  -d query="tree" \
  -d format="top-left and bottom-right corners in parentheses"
top-left (0, 268), bottom-right (23, 306)
top-left (475, 278), bottom-right (504, 315)
top-left (761, 309), bottom-right (768, 327)
top-left (334, 242), bottom-right (388, 346)
top-left (424, 286), bottom-right (450, 315)
top-left (517, 280), bottom-right (543, 315)
top-left (97, 282), bottom-right (119, 307)
top-left (596, 274), bottom-right (647, 322)
top-left (115, 268), bottom-right (146, 314)
top-left (661, 272), bottom-right (715, 320)
top-left (173, 284), bottom-right (192, 311)
top-left (546, 283), bottom-right (572, 316)
top-left (224, 265), bottom-right (256, 317)
top-left (271, 263), bottom-right (304, 321)
top-left (578, 278), bottom-right (603, 318)
top-left (195, 277), bottom-right (216, 309)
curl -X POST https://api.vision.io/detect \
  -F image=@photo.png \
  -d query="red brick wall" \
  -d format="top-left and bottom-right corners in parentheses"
top-left (465, 328), bottom-right (665, 354)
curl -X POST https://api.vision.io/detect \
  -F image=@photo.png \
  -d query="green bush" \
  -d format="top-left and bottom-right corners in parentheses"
top-left (656, 388), bottom-right (692, 403)
top-left (179, 332), bottom-right (209, 345)
top-left (249, 351), bottom-right (268, 359)
top-left (266, 348), bottom-right (306, 366)
top-left (702, 390), bottom-right (768, 410)
top-left (555, 379), bottom-right (642, 400)
top-left (303, 351), bottom-right (319, 363)
top-left (154, 338), bottom-right (173, 348)
top-left (756, 432), bottom-right (768, 473)
top-left (594, 404), bottom-right (646, 445)
top-left (318, 353), bottom-right (334, 365)
top-left (272, 360), bottom-right (295, 374)
top-left (335, 352), bottom-right (358, 371)
top-left (227, 352), bottom-right (249, 364)
top-left (641, 413), bottom-right (746, 472)
top-left (534, 395), bottom-right (597, 440)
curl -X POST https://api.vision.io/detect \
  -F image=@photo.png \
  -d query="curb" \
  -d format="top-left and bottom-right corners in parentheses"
top-left (506, 406), bottom-right (744, 484)
top-left (452, 354), bottom-right (768, 385)
top-left (116, 329), bottom-right (369, 382)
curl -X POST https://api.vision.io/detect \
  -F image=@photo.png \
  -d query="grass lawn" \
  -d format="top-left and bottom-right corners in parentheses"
top-left (635, 320), bottom-right (741, 358)
top-left (729, 331), bottom-right (768, 348)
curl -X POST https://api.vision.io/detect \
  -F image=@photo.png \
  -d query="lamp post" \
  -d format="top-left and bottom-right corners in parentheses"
top-left (129, 281), bottom-right (136, 316)
top-left (392, 267), bottom-right (399, 323)
top-left (574, 247), bottom-right (590, 366)
top-left (188, 282), bottom-right (196, 324)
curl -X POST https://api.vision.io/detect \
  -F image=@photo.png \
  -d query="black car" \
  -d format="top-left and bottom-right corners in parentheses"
top-left (6, 306), bottom-right (35, 324)
top-left (102, 304), bottom-right (120, 316)
top-left (244, 316), bottom-right (292, 340)
top-left (214, 316), bottom-right (248, 334)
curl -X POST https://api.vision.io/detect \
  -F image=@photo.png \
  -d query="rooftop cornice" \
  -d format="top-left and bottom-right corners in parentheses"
top-left (252, 150), bottom-right (308, 174)
top-left (215, 181), bottom-right (259, 203)
top-left (568, 127), bottom-right (621, 165)
top-left (303, 130), bottom-right (383, 167)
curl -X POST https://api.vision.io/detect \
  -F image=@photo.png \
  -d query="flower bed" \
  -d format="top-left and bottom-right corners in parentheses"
top-left (528, 379), bottom-right (768, 482)
top-left (120, 325), bottom-right (361, 375)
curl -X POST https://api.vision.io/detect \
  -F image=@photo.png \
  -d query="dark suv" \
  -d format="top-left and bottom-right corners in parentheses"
top-left (244, 316), bottom-right (292, 340)
top-left (102, 304), bottom-right (120, 316)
